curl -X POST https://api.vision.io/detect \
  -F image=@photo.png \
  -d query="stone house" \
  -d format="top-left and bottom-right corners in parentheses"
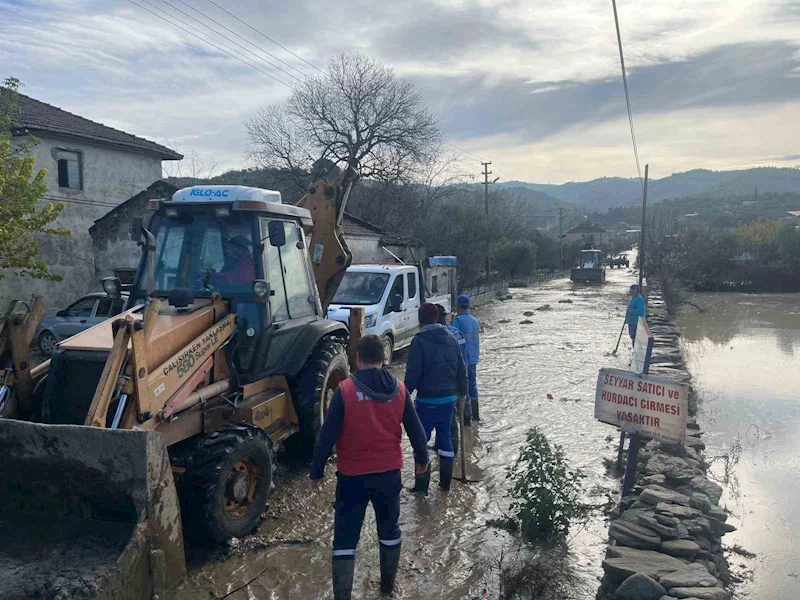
top-left (3, 92), bottom-right (181, 312)
top-left (90, 181), bottom-right (426, 282)
top-left (563, 220), bottom-right (609, 248)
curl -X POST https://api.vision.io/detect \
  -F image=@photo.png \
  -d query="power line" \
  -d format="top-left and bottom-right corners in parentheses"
top-left (138, 0), bottom-right (300, 86)
top-left (124, 0), bottom-right (297, 90)
top-left (203, 0), bottom-right (325, 75)
top-left (160, 0), bottom-right (307, 83)
top-left (610, 0), bottom-right (643, 188)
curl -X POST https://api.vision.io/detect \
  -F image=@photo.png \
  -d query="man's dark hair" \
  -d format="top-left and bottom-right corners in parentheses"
top-left (357, 334), bottom-right (385, 365)
top-left (437, 304), bottom-right (447, 325)
top-left (419, 302), bottom-right (439, 326)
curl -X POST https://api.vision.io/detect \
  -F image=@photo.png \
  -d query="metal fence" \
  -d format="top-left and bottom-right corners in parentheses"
top-left (458, 270), bottom-right (570, 306)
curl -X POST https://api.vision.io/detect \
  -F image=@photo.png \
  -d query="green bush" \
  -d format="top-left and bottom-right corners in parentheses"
top-left (505, 428), bottom-right (587, 542)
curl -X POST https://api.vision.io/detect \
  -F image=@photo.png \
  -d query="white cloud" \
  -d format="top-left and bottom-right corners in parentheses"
top-left (1, 0), bottom-right (799, 180)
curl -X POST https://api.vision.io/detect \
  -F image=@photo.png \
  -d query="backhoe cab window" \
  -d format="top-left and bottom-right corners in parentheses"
top-left (136, 214), bottom-right (256, 302)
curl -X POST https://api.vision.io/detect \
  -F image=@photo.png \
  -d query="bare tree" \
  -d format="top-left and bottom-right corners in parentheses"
top-left (246, 52), bottom-right (441, 191)
top-left (162, 147), bottom-right (219, 185)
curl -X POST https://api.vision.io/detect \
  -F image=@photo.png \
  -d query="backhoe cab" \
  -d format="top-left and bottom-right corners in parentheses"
top-left (0, 173), bottom-right (357, 599)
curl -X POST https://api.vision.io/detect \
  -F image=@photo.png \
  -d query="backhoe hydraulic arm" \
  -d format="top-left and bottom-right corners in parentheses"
top-left (297, 168), bottom-right (358, 311)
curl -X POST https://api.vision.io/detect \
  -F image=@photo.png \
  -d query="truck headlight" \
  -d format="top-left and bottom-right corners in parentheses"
top-left (365, 313), bottom-right (377, 328)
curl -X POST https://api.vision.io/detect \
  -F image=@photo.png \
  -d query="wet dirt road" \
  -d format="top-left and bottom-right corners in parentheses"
top-left (173, 267), bottom-right (640, 600)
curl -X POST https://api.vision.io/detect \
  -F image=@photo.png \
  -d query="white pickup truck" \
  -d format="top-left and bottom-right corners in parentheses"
top-left (327, 264), bottom-right (453, 362)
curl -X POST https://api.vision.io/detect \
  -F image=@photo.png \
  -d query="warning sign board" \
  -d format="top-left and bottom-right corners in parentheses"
top-left (595, 368), bottom-right (688, 443)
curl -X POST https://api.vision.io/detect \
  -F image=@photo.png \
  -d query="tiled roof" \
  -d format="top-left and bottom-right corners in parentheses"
top-left (6, 91), bottom-right (182, 160)
top-left (567, 221), bottom-right (607, 234)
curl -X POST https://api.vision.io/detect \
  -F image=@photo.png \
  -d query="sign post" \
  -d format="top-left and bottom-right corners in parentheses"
top-left (631, 317), bottom-right (654, 375)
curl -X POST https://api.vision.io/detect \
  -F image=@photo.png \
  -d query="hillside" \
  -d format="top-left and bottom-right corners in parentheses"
top-left (500, 167), bottom-right (800, 211)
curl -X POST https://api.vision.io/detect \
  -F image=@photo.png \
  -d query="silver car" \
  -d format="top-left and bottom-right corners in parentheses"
top-left (36, 293), bottom-right (128, 355)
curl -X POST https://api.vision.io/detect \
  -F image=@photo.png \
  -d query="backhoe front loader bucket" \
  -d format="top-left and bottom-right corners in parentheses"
top-left (0, 420), bottom-right (186, 600)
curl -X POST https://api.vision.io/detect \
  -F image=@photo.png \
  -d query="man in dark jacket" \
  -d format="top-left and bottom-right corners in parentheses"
top-left (405, 302), bottom-right (468, 494)
top-left (310, 334), bottom-right (428, 600)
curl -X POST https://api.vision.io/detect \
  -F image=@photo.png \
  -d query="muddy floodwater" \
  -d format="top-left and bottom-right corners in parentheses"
top-left (173, 269), bottom-right (641, 600)
top-left (675, 293), bottom-right (800, 600)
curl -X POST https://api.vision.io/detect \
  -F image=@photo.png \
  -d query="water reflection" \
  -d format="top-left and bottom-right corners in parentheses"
top-left (675, 293), bottom-right (800, 600)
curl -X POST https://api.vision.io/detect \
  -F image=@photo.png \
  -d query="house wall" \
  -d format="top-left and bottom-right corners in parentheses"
top-left (2, 134), bottom-right (163, 314)
top-left (564, 231), bottom-right (609, 247)
top-left (347, 236), bottom-right (425, 265)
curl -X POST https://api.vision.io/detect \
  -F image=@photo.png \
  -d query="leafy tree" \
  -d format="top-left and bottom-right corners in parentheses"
top-left (0, 77), bottom-right (68, 280)
top-left (493, 240), bottom-right (537, 279)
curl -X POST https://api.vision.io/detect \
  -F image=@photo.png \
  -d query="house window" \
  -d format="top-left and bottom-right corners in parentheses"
top-left (56, 149), bottom-right (82, 189)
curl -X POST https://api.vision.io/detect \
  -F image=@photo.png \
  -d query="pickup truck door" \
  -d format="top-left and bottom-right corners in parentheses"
top-left (401, 270), bottom-right (421, 342)
top-left (383, 274), bottom-right (406, 345)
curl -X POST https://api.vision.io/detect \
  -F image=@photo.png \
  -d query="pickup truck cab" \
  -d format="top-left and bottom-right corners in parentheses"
top-left (327, 264), bottom-right (452, 362)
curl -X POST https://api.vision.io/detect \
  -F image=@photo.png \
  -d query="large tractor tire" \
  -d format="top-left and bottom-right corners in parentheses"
top-left (171, 422), bottom-right (275, 544)
top-left (286, 338), bottom-right (350, 458)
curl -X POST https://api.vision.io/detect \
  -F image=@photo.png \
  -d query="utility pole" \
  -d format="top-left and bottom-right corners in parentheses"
top-left (638, 164), bottom-right (649, 290)
top-left (558, 207), bottom-right (564, 270)
top-left (482, 161), bottom-right (493, 280)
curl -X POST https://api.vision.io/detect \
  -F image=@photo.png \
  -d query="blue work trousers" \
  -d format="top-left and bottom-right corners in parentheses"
top-left (467, 364), bottom-right (478, 400)
top-left (415, 401), bottom-right (456, 463)
top-left (332, 470), bottom-right (402, 560)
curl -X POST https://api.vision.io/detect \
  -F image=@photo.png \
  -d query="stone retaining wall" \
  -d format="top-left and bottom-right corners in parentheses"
top-left (597, 284), bottom-right (734, 600)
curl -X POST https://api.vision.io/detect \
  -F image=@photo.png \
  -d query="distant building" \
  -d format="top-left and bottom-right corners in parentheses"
top-left (563, 221), bottom-right (609, 247)
top-left (3, 91), bottom-right (181, 311)
top-left (90, 181), bottom-right (425, 283)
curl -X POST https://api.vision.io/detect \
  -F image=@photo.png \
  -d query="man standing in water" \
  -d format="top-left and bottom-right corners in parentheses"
top-left (454, 294), bottom-right (481, 421)
top-left (310, 335), bottom-right (429, 599)
top-left (405, 302), bottom-right (468, 494)
top-left (626, 284), bottom-right (647, 345)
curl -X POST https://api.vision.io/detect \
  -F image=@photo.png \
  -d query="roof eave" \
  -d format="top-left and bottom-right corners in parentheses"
top-left (12, 127), bottom-right (183, 161)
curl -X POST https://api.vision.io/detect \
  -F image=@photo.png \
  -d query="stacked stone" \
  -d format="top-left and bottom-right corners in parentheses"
top-left (599, 285), bottom-right (734, 600)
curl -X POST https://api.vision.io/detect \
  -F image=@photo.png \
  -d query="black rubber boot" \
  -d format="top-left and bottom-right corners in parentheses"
top-left (439, 460), bottom-right (454, 491)
top-left (471, 397), bottom-right (480, 421)
top-left (408, 465), bottom-right (430, 495)
top-left (332, 558), bottom-right (355, 600)
top-left (379, 543), bottom-right (401, 595)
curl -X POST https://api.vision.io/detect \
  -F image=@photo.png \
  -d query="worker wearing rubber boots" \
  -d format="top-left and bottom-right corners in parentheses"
top-left (454, 294), bottom-right (481, 421)
top-left (405, 302), bottom-right (468, 494)
top-left (310, 334), bottom-right (428, 600)
top-left (626, 284), bottom-right (647, 345)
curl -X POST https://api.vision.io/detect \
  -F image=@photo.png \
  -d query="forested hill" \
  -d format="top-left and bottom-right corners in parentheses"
top-left (500, 167), bottom-right (800, 211)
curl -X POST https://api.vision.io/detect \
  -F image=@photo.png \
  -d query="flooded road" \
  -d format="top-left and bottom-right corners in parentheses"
top-left (173, 268), bottom-right (640, 600)
top-left (675, 293), bottom-right (800, 600)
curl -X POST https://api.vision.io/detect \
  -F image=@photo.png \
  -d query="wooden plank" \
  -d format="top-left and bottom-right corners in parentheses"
top-left (85, 321), bottom-right (131, 427)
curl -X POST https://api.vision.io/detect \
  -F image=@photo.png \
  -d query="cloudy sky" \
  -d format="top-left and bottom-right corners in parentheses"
top-left (2, 0), bottom-right (799, 183)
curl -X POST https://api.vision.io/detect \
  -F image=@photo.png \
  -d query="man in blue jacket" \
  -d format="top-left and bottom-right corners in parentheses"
top-left (438, 304), bottom-right (471, 427)
top-left (454, 294), bottom-right (481, 421)
top-left (310, 334), bottom-right (429, 599)
top-left (626, 284), bottom-right (647, 344)
top-left (405, 302), bottom-right (468, 494)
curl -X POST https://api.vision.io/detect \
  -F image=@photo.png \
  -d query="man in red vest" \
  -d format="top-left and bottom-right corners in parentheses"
top-left (310, 334), bottom-right (429, 600)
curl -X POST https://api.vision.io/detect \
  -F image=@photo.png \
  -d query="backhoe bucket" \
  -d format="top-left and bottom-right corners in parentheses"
top-left (0, 420), bottom-right (186, 600)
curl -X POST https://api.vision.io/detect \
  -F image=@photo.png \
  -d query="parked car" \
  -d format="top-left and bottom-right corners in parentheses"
top-left (327, 264), bottom-right (453, 362)
top-left (36, 292), bottom-right (128, 355)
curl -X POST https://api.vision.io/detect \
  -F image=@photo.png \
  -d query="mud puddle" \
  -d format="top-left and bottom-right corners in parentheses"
top-left (173, 268), bottom-right (640, 599)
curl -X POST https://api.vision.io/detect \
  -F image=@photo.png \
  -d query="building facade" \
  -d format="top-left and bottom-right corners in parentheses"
top-left (3, 92), bottom-right (181, 312)
top-left (563, 221), bottom-right (610, 248)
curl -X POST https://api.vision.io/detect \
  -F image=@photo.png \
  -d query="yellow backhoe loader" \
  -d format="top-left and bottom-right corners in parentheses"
top-left (0, 170), bottom-right (362, 599)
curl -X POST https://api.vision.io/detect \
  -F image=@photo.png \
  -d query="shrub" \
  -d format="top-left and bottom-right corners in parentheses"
top-left (505, 428), bottom-right (588, 542)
